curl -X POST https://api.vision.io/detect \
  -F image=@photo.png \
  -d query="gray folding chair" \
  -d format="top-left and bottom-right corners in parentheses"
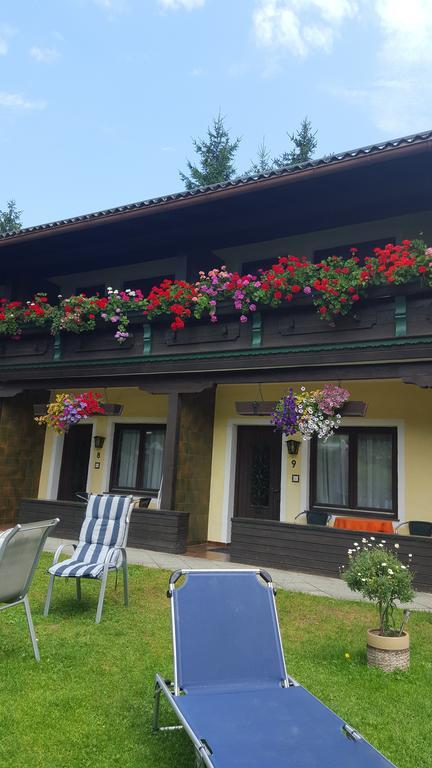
top-left (0, 519), bottom-right (59, 662)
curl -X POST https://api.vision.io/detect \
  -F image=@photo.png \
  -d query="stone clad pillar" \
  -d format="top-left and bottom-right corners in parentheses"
top-left (0, 391), bottom-right (48, 525)
top-left (160, 386), bottom-right (216, 543)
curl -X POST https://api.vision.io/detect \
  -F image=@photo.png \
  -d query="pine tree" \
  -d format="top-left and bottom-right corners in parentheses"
top-left (273, 117), bottom-right (317, 169)
top-left (0, 200), bottom-right (22, 234)
top-left (248, 137), bottom-right (273, 174)
top-left (180, 113), bottom-right (241, 190)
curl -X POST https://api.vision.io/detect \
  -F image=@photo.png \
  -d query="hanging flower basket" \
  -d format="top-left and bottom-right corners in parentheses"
top-left (271, 384), bottom-right (350, 441)
top-left (34, 392), bottom-right (106, 434)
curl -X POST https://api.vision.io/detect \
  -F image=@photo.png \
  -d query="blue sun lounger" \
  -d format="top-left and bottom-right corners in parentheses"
top-left (153, 568), bottom-right (396, 768)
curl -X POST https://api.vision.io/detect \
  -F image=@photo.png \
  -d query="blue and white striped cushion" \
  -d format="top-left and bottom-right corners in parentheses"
top-left (49, 494), bottom-right (132, 579)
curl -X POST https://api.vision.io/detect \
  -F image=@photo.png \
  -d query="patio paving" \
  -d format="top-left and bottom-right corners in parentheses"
top-left (44, 537), bottom-right (432, 613)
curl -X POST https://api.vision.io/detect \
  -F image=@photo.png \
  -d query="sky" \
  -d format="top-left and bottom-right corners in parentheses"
top-left (1, 0), bottom-right (432, 228)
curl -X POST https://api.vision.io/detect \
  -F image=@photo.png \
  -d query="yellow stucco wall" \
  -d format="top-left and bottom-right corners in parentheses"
top-left (37, 387), bottom-right (167, 499)
top-left (207, 380), bottom-right (432, 542)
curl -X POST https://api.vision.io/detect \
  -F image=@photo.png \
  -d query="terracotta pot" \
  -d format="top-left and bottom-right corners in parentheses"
top-left (367, 629), bottom-right (410, 671)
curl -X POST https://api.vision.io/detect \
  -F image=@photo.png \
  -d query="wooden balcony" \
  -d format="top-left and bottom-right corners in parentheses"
top-left (1, 284), bottom-right (432, 386)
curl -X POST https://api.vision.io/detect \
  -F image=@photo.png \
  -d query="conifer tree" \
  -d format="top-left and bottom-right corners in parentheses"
top-left (0, 200), bottom-right (22, 233)
top-left (273, 117), bottom-right (317, 169)
top-left (180, 113), bottom-right (241, 190)
top-left (248, 137), bottom-right (273, 174)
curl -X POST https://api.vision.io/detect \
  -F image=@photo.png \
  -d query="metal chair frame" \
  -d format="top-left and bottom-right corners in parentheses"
top-left (0, 519), bottom-right (59, 661)
top-left (43, 494), bottom-right (133, 624)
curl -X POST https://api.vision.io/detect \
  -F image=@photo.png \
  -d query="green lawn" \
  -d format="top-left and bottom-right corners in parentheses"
top-left (1, 555), bottom-right (431, 768)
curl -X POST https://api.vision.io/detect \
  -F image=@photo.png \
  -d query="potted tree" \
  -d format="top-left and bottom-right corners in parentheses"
top-left (342, 539), bottom-right (414, 671)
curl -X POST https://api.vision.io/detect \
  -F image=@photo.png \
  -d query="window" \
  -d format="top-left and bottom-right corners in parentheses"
top-left (313, 237), bottom-right (395, 265)
top-left (242, 258), bottom-right (278, 275)
top-left (110, 424), bottom-right (165, 494)
top-left (75, 283), bottom-right (105, 296)
top-left (122, 275), bottom-right (175, 296)
top-left (310, 427), bottom-right (397, 518)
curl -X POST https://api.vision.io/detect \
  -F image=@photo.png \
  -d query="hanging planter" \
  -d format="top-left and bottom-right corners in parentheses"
top-left (271, 384), bottom-right (350, 441)
top-left (33, 392), bottom-right (123, 434)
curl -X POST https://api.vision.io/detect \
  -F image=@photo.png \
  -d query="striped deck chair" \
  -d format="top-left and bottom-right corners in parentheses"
top-left (43, 494), bottom-right (134, 624)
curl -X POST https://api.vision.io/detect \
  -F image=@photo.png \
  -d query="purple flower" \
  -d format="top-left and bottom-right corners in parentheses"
top-left (303, 286), bottom-right (312, 295)
top-left (210, 314), bottom-right (218, 323)
top-left (111, 316), bottom-right (119, 323)
top-left (240, 315), bottom-right (248, 323)
top-left (210, 300), bottom-right (216, 306)
top-left (249, 304), bottom-right (257, 312)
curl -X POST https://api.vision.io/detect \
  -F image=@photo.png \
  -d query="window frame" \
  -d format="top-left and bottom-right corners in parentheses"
top-left (109, 423), bottom-right (166, 495)
top-left (309, 426), bottom-right (398, 519)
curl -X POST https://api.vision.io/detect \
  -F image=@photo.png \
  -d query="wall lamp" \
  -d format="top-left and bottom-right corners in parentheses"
top-left (286, 439), bottom-right (301, 455)
top-left (93, 435), bottom-right (106, 450)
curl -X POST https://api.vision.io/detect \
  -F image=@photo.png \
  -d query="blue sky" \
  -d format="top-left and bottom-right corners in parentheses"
top-left (1, 0), bottom-right (431, 227)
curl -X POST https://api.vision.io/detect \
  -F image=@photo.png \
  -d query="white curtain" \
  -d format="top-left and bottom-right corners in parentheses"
top-left (141, 429), bottom-right (165, 490)
top-left (117, 429), bottom-right (140, 488)
top-left (316, 433), bottom-right (349, 506)
top-left (357, 433), bottom-right (392, 509)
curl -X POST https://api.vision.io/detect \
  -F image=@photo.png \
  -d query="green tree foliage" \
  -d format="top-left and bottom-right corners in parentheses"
top-left (248, 137), bottom-right (273, 175)
top-left (180, 113), bottom-right (241, 190)
top-left (0, 200), bottom-right (22, 234)
top-left (273, 117), bottom-right (317, 169)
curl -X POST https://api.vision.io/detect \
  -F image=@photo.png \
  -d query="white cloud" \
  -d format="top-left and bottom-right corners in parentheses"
top-left (0, 92), bottom-right (47, 111)
top-left (158, 0), bottom-right (205, 10)
top-left (253, 0), bottom-right (357, 57)
top-left (0, 24), bottom-right (16, 56)
top-left (339, 1), bottom-right (432, 133)
top-left (375, 0), bottom-right (432, 66)
top-left (30, 46), bottom-right (60, 63)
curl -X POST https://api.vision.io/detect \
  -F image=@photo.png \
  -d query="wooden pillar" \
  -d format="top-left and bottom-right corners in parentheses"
top-left (160, 392), bottom-right (182, 510)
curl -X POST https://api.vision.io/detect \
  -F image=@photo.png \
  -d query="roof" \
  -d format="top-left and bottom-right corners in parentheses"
top-left (1, 128), bottom-right (432, 243)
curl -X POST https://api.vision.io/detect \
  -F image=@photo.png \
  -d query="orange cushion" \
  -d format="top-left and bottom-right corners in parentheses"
top-left (333, 517), bottom-right (394, 534)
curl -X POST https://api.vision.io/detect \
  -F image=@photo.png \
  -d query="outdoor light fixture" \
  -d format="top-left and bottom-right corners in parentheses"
top-left (93, 435), bottom-right (106, 450)
top-left (286, 439), bottom-right (300, 455)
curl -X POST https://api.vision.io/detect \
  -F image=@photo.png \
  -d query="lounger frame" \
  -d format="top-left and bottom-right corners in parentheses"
top-left (153, 568), bottom-right (298, 767)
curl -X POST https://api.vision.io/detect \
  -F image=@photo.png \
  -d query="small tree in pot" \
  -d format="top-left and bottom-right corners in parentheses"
top-left (342, 539), bottom-right (414, 671)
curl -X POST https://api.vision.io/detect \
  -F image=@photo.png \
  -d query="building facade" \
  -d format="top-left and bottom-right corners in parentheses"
top-left (1, 131), bottom-right (432, 562)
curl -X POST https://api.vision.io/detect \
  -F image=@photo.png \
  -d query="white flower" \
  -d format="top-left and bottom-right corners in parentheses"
top-left (382, 562), bottom-right (387, 566)
top-left (394, 543), bottom-right (399, 549)
top-left (409, 553), bottom-right (413, 558)
top-left (388, 569), bottom-right (394, 575)
top-left (370, 537), bottom-right (375, 541)
top-left (378, 543), bottom-right (384, 548)
top-left (401, 565), bottom-right (407, 570)
top-left (361, 538), bottom-right (367, 543)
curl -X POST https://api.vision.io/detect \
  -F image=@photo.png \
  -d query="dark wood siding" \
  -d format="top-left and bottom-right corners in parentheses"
top-left (230, 518), bottom-right (432, 592)
top-left (18, 498), bottom-right (189, 554)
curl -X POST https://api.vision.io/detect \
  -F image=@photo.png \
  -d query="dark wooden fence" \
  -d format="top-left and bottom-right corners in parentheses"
top-left (230, 518), bottom-right (432, 592)
top-left (18, 498), bottom-right (189, 554)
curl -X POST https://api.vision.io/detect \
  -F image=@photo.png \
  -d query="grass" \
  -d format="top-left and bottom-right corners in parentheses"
top-left (1, 555), bottom-right (431, 768)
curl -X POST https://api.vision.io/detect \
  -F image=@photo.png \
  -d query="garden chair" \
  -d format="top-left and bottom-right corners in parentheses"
top-left (153, 568), bottom-right (396, 768)
top-left (295, 509), bottom-right (333, 526)
top-left (43, 493), bottom-right (134, 624)
top-left (0, 519), bottom-right (59, 661)
top-left (395, 521), bottom-right (432, 537)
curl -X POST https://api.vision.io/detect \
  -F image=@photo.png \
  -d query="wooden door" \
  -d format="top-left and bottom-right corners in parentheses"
top-left (234, 426), bottom-right (281, 520)
top-left (57, 425), bottom-right (93, 501)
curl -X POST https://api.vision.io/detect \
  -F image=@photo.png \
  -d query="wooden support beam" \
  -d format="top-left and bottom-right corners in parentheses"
top-left (160, 393), bottom-right (182, 510)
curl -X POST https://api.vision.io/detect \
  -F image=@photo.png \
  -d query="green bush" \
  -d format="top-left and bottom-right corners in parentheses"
top-left (343, 539), bottom-right (414, 636)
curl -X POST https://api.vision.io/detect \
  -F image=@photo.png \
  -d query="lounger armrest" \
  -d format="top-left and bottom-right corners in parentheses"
top-left (52, 542), bottom-right (77, 565)
top-left (395, 522), bottom-right (408, 533)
